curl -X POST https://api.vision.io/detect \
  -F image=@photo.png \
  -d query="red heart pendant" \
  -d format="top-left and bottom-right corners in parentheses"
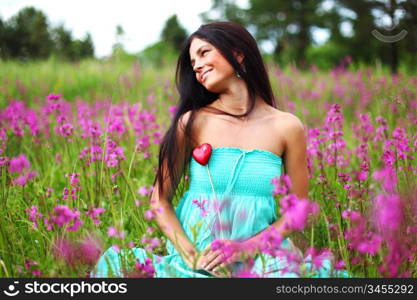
top-left (192, 143), bottom-right (212, 166)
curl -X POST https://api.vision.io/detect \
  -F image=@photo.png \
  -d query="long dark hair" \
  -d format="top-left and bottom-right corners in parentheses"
top-left (153, 21), bottom-right (277, 202)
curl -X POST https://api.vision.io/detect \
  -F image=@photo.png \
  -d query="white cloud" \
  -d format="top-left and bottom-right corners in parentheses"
top-left (0, 0), bottom-right (213, 57)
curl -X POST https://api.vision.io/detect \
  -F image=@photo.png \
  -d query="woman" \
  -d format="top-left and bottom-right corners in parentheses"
top-left (91, 21), bottom-right (344, 278)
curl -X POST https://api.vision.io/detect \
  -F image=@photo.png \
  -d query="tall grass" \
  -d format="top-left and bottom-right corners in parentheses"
top-left (0, 58), bottom-right (415, 277)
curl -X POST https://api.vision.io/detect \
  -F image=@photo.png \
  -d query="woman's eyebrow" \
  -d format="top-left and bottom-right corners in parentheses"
top-left (190, 46), bottom-right (206, 65)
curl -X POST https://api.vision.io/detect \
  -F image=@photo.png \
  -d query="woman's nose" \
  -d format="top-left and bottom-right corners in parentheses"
top-left (193, 61), bottom-right (203, 73)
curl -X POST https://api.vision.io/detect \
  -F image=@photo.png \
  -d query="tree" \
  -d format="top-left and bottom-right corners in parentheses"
top-left (0, 6), bottom-right (95, 61)
top-left (51, 25), bottom-right (94, 61)
top-left (0, 17), bottom-right (6, 57)
top-left (70, 34), bottom-right (94, 60)
top-left (51, 24), bottom-right (74, 60)
top-left (201, 0), bottom-right (326, 67)
top-left (113, 24), bottom-right (125, 50)
top-left (79, 33), bottom-right (94, 58)
top-left (400, 0), bottom-right (417, 70)
top-left (201, 0), bottom-right (416, 71)
top-left (161, 15), bottom-right (188, 51)
top-left (200, 0), bottom-right (247, 24)
top-left (7, 6), bottom-right (52, 59)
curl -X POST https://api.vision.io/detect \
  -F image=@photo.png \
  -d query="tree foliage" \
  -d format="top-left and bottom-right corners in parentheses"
top-left (161, 15), bottom-right (188, 51)
top-left (0, 6), bottom-right (94, 61)
top-left (201, 0), bottom-right (417, 73)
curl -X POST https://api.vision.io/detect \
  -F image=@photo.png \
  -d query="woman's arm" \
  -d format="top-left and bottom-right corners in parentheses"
top-left (149, 111), bottom-right (203, 268)
top-left (150, 184), bottom-right (198, 261)
top-left (240, 113), bottom-right (309, 256)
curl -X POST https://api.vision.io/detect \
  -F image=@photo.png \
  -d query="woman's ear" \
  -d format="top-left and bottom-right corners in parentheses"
top-left (233, 50), bottom-right (244, 64)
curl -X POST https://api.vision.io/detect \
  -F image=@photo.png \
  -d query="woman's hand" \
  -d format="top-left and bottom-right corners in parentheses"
top-left (181, 244), bottom-right (233, 277)
top-left (199, 239), bottom-right (243, 276)
top-left (181, 247), bottom-right (205, 270)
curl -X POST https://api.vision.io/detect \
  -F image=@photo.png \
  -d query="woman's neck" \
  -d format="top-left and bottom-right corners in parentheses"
top-left (217, 80), bottom-right (252, 115)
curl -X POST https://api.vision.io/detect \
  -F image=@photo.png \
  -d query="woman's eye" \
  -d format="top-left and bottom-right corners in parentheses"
top-left (202, 50), bottom-right (209, 56)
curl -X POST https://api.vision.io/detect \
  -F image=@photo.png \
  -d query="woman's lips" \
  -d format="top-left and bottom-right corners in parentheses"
top-left (201, 70), bottom-right (212, 82)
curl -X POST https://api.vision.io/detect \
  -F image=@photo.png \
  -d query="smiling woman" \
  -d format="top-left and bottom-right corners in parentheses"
top-left (90, 21), bottom-right (349, 278)
top-left (189, 38), bottom-right (244, 92)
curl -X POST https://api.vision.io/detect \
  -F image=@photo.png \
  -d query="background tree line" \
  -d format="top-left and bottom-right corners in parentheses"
top-left (199, 0), bottom-right (417, 73)
top-left (1, 1), bottom-right (416, 73)
top-left (0, 6), bottom-right (94, 61)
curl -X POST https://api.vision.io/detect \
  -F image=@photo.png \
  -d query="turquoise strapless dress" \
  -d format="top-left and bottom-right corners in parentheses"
top-left (91, 147), bottom-right (348, 278)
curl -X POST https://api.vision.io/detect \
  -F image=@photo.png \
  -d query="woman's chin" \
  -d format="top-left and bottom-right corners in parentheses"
top-left (202, 81), bottom-right (224, 93)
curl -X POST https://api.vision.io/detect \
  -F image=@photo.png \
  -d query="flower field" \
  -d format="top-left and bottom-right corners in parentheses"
top-left (0, 59), bottom-right (416, 277)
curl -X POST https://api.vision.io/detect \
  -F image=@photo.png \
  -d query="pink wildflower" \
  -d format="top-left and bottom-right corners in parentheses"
top-left (85, 207), bottom-right (105, 225)
top-left (8, 153), bottom-right (30, 173)
top-left (280, 194), bottom-right (319, 231)
top-left (138, 186), bottom-right (149, 196)
top-left (50, 205), bottom-right (83, 232)
top-left (144, 209), bottom-right (154, 221)
top-left (47, 93), bottom-right (61, 101)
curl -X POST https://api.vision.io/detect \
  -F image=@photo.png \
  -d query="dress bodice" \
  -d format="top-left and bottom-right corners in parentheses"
top-left (187, 147), bottom-right (283, 197)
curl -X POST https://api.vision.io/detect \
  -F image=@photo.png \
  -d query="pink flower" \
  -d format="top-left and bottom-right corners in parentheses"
top-left (256, 226), bottom-right (283, 256)
top-left (192, 199), bottom-right (208, 217)
top-left (335, 259), bottom-right (346, 270)
top-left (305, 248), bottom-right (332, 270)
top-left (373, 165), bottom-right (397, 193)
top-left (168, 105), bottom-right (178, 118)
top-left (25, 205), bottom-right (43, 229)
top-left (341, 209), bottom-right (362, 222)
top-left (47, 93), bottom-right (61, 101)
top-left (53, 237), bottom-right (78, 267)
top-left (66, 173), bottom-right (80, 186)
top-left (373, 194), bottom-right (403, 232)
top-left (138, 186), bottom-right (149, 196)
top-left (85, 207), bottom-right (105, 225)
top-left (136, 136), bottom-right (150, 152)
top-left (78, 235), bottom-right (102, 266)
top-left (271, 174), bottom-right (292, 196)
top-left (135, 199), bottom-right (143, 207)
top-left (107, 226), bottom-right (124, 239)
top-left (49, 205), bottom-right (83, 232)
top-left (146, 227), bottom-right (155, 235)
top-left (141, 236), bottom-right (149, 245)
top-left (129, 258), bottom-right (155, 278)
top-left (14, 170), bottom-right (38, 186)
top-left (235, 269), bottom-right (261, 278)
top-left (144, 209), bottom-right (154, 221)
top-left (24, 260), bottom-right (38, 270)
top-left (8, 153), bottom-right (30, 173)
top-left (210, 238), bottom-right (242, 264)
top-left (357, 235), bottom-right (382, 255)
top-left (107, 226), bottom-right (117, 237)
top-left (149, 237), bottom-right (160, 248)
top-left (59, 123), bottom-right (74, 137)
top-left (0, 156), bottom-right (9, 166)
top-left (280, 194), bottom-right (319, 231)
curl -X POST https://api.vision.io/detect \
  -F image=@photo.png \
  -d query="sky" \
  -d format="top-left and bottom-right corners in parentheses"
top-left (0, 0), bottom-right (331, 58)
top-left (0, 0), bottom-right (219, 58)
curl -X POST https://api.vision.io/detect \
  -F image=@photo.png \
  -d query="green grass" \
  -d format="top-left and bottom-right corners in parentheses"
top-left (0, 58), bottom-right (415, 278)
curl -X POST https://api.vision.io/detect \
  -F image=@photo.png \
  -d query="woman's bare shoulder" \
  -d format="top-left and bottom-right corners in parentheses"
top-left (179, 108), bottom-right (208, 129)
top-left (270, 109), bottom-right (306, 140)
top-left (273, 109), bottom-right (304, 127)
top-left (178, 109), bottom-right (208, 149)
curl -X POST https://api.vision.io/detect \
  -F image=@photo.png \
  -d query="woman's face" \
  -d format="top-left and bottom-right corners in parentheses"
top-left (189, 38), bottom-right (238, 93)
